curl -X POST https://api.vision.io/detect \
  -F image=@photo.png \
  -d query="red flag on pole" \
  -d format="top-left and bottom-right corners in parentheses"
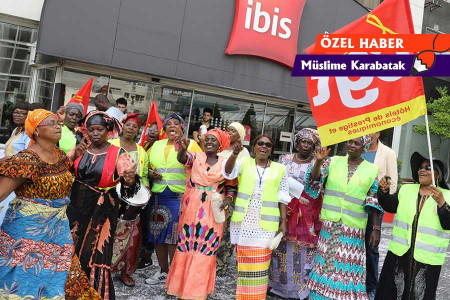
top-left (67, 78), bottom-right (93, 114)
top-left (139, 102), bottom-right (167, 146)
top-left (305, 0), bottom-right (426, 147)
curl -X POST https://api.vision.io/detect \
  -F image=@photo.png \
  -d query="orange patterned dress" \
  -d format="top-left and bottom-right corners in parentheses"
top-left (165, 152), bottom-right (237, 300)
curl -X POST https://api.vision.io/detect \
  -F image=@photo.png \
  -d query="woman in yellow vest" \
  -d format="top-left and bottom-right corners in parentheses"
top-left (145, 113), bottom-right (202, 285)
top-left (306, 135), bottom-right (382, 300)
top-left (109, 113), bottom-right (149, 287)
top-left (224, 134), bottom-right (291, 300)
top-left (58, 102), bottom-right (83, 154)
top-left (375, 152), bottom-right (450, 300)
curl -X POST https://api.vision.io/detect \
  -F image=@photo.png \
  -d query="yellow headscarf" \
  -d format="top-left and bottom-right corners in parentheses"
top-left (229, 122), bottom-right (246, 142)
top-left (25, 109), bottom-right (55, 139)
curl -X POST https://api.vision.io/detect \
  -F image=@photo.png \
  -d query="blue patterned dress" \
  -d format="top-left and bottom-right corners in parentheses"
top-left (305, 157), bottom-right (381, 300)
top-left (0, 149), bottom-right (73, 299)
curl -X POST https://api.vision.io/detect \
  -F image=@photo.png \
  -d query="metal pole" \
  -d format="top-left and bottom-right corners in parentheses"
top-left (186, 90), bottom-right (195, 137)
top-left (424, 114), bottom-right (436, 186)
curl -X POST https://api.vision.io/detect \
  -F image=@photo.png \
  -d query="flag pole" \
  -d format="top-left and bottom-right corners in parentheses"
top-left (424, 113), bottom-right (436, 186)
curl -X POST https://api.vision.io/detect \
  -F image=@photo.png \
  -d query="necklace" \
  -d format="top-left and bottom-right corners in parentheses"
top-left (256, 160), bottom-right (269, 187)
top-left (89, 143), bottom-right (109, 154)
top-left (295, 153), bottom-right (312, 163)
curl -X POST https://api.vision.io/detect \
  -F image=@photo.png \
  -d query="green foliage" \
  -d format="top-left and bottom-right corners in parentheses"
top-left (413, 86), bottom-right (450, 142)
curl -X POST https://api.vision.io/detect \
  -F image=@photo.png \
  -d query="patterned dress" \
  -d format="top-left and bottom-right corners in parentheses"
top-left (0, 149), bottom-right (73, 299)
top-left (165, 152), bottom-right (237, 300)
top-left (269, 154), bottom-right (323, 299)
top-left (305, 158), bottom-right (381, 300)
top-left (67, 146), bottom-right (132, 300)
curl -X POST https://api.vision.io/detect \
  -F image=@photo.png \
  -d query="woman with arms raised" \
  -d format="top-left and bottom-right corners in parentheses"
top-left (306, 136), bottom-right (382, 300)
top-left (223, 134), bottom-right (290, 300)
top-left (165, 128), bottom-right (237, 299)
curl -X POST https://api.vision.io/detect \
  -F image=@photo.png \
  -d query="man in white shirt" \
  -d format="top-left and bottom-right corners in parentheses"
top-left (361, 131), bottom-right (398, 300)
top-left (94, 94), bottom-right (124, 121)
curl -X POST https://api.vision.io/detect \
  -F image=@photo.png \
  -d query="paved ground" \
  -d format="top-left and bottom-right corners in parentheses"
top-left (116, 228), bottom-right (450, 299)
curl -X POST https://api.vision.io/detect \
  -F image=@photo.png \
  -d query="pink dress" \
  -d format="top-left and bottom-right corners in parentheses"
top-left (165, 152), bottom-right (237, 300)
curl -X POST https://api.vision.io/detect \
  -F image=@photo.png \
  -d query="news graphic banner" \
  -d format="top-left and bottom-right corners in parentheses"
top-left (293, 34), bottom-right (450, 76)
top-left (297, 0), bottom-right (428, 147)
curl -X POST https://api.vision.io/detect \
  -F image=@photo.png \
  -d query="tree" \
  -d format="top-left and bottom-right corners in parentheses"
top-left (413, 86), bottom-right (450, 180)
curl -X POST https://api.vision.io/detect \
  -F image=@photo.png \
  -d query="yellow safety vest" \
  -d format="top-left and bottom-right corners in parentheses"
top-left (231, 157), bottom-right (286, 232)
top-left (389, 184), bottom-right (450, 265)
top-left (59, 125), bottom-right (77, 154)
top-left (148, 139), bottom-right (194, 193)
top-left (321, 156), bottom-right (379, 229)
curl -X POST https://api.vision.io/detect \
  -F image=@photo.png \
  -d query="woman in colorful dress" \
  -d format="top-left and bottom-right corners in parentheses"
top-left (216, 122), bottom-right (250, 276)
top-left (146, 114), bottom-right (202, 285)
top-left (58, 102), bottom-right (84, 154)
top-left (165, 128), bottom-right (237, 299)
top-left (110, 113), bottom-right (149, 287)
top-left (375, 152), bottom-right (450, 300)
top-left (269, 128), bottom-right (323, 299)
top-left (0, 109), bottom-right (74, 299)
top-left (67, 111), bottom-right (137, 299)
top-left (306, 135), bottom-right (382, 300)
top-left (224, 134), bottom-right (291, 300)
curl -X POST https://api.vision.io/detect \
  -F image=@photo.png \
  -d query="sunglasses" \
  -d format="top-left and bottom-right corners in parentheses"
top-left (37, 120), bottom-right (64, 128)
top-left (418, 165), bottom-right (432, 171)
top-left (256, 140), bottom-right (273, 148)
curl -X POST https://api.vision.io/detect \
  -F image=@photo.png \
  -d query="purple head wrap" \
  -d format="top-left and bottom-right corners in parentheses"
top-left (163, 113), bottom-right (185, 132)
top-left (294, 128), bottom-right (321, 151)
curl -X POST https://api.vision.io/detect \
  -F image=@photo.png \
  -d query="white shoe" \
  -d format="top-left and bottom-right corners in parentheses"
top-left (145, 271), bottom-right (167, 285)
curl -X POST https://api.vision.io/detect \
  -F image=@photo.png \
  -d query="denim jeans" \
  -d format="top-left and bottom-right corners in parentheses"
top-left (365, 210), bottom-right (383, 294)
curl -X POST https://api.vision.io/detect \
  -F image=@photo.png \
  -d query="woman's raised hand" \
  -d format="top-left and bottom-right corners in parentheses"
top-left (232, 140), bottom-right (243, 155)
top-left (56, 106), bottom-right (66, 123)
top-left (174, 134), bottom-right (189, 151)
top-left (315, 147), bottom-right (331, 161)
top-left (431, 186), bottom-right (445, 207)
top-left (72, 136), bottom-right (89, 161)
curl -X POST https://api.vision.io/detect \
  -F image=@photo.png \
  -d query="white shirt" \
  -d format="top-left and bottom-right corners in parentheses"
top-left (106, 106), bottom-right (124, 121)
top-left (223, 159), bottom-right (291, 248)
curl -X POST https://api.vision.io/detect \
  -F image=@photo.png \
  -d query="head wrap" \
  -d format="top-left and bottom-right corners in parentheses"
top-left (359, 135), bottom-right (371, 152)
top-left (205, 128), bottom-right (230, 151)
top-left (66, 102), bottom-right (84, 117)
top-left (122, 112), bottom-right (142, 128)
top-left (294, 128), bottom-right (321, 150)
top-left (78, 111), bottom-right (122, 140)
top-left (25, 109), bottom-right (55, 139)
top-left (163, 114), bottom-right (185, 132)
top-left (228, 122), bottom-right (246, 142)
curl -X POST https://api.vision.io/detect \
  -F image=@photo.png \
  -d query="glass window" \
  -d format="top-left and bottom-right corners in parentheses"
top-left (152, 85), bottom-right (193, 127)
top-left (62, 68), bottom-right (110, 112)
top-left (36, 68), bottom-right (56, 109)
top-left (109, 77), bottom-right (153, 115)
top-left (0, 22), bottom-right (36, 127)
top-left (189, 92), bottom-right (265, 150)
top-left (263, 104), bottom-right (295, 157)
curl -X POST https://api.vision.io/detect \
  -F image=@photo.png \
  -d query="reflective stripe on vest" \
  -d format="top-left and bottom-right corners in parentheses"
top-left (415, 241), bottom-right (447, 254)
top-left (231, 157), bottom-right (286, 232)
top-left (321, 156), bottom-right (378, 230)
top-left (389, 184), bottom-right (450, 265)
top-left (156, 168), bottom-right (186, 174)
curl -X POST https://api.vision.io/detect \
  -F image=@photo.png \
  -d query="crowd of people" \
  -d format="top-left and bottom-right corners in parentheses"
top-left (0, 97), bottom-right (449, 300)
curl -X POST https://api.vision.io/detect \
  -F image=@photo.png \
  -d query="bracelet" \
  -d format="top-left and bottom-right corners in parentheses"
top-left (280, 218), bottom-right (287, 223)
top-left (226, 195), bottom-right (236, 203)
top-left (372, 225), bottom-right (381, 231)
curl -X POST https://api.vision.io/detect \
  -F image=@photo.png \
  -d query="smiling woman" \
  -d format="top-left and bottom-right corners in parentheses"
top-left (375, 152), bottom-right (450, 300)
top-left (0, 109), bottom-right (82, 299)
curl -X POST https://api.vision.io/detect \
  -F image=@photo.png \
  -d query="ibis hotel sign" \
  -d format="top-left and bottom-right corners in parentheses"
top-left (226, 0), bottom-right (306, 68)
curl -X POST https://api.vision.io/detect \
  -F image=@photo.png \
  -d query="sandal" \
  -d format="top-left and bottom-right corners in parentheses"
top-left (119, 274), bottom-right (135, 287)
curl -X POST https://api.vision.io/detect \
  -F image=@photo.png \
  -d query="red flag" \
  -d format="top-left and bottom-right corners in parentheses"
top-left (67, 78), bottom-right (93, 114)
top-left (139, 102), bottom-right (167, 146)
top-left (305, 0), bottom-right (426, 146)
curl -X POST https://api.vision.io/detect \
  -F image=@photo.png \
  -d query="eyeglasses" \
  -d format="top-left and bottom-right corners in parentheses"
top-left (256, 140), bottom-right (273, 148)
top-left (418, 165), bottom-right (433, 171)
top-left (37, 120), bottom-right (64, 128)
top-left (13, 111), bottom-right (28, 116)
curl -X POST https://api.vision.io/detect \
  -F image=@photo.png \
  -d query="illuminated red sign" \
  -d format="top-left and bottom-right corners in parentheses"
top-left (226, 0), bottom-right (306, 68)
